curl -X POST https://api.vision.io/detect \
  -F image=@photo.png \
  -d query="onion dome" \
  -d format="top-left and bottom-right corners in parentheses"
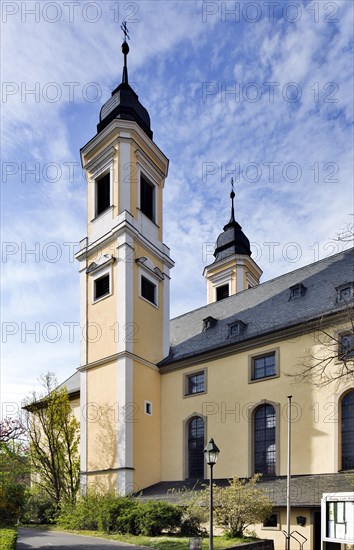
top-left (214, 185), bottom-right (252, 261)
top-left (97, 24), bottom-right (153, 139)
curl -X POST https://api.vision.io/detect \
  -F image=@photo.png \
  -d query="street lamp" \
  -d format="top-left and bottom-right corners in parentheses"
top-left (204, 438), bottom-right (220, 550)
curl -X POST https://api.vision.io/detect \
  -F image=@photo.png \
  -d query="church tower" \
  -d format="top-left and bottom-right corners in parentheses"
top-left (203, 183), bottom-right (262, 303)
top-left (76, 27), bottom-right (174, 495)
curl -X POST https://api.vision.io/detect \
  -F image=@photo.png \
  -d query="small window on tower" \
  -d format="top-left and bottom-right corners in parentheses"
top-left (141, 276), bottom-right (156, 305)
top-left (140, 175), bottom-right (155, 222)
top-left (96, 173), bottom-right (110, 216)
top-left (216, 284), bottom-right (229, 301)
top-left (94, 274), bottom-right (110, 301)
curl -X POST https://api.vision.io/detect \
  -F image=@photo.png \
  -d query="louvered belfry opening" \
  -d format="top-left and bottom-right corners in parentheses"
top-left (96, 173), bottom-right (110, 216)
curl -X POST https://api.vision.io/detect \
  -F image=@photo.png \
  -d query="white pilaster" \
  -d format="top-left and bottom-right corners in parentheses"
top-left (79, 259), bottom-right (87, 367)
top-left (80, 370), bottom-right (87, 495)
top-left (119, 138), bottom-right (131, 213)
top-left (117, 355), bottom-right (134, 495)
top-left (116, 232), bottom-right (135, 495)
top-left (117, 233), bottom-right (134, 354)
top-left (163, 267), bottom-right (171, 358)
top-left (236, 264), bottom-right (245, 292)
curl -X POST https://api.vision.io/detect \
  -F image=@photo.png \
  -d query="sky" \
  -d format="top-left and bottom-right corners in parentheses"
top-left (1, 0), bottom-right (353, 415)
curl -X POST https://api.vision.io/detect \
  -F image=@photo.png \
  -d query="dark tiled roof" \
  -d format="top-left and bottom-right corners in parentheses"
top-left (160, 248), bottom-right (354, 366)
top-left (138, 473), bottom-right (354, 507)
top-left (57, 371), bottom-right (80, 396)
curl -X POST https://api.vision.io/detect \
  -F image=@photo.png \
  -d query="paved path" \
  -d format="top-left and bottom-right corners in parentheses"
top-left (17, 528), bottom-right (148, 549)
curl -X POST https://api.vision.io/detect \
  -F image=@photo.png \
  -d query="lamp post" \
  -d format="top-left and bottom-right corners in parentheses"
top-left (204, 438), bottom-right (220, 550)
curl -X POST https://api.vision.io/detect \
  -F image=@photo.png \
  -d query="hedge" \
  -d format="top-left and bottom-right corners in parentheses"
top-left (0, 527), bottom-right (17, 550)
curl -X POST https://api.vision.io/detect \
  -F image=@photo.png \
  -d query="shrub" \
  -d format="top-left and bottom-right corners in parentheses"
top-left (56, 494), bottom-right (101, 530)
top-left (57, 492), bottom-right (139, 533)
top-left (21, 488), bottom-right (57, 524)
top-left (56, 493), bottom-right (182, 536)
top-left (213, 474), bottom-right (273, 538)
top-left (0, 482), bottom-right (26, 523)
top-left (135, 500), bottom-right (182, 536)
top-left (0, 527), bottom-right (17, 550)
top-left (169, 485), bottom-right (208, 536)
top-left (97, 495), bottom-right (138, 533)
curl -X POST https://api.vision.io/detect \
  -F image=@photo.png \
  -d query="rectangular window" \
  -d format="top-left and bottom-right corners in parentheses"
top-left (141, 276), bottom-right (156, 305)
top-left (96, 173), bottom-right (110, 216)
top-left (94, 274), bottom-right (110, 301)
top-left (251, 352), bottom-right (277, 381)
top-left (186, 372), bottom-right (205, 396)
top-left (140, 175), bottom-right (155, 221)
top-left (263, 513), bottom-right (279, 529)
top-left (216, 284), bottom-right (229, 301)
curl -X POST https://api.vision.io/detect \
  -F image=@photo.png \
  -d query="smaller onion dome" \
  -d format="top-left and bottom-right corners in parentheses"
top-left (214, 186), bottom-right (252, 261)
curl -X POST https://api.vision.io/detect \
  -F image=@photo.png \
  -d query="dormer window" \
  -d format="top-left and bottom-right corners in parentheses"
top-left (96, 173), bottom-right (110, 216)
top-left (203, 316), bottom-right (217, 330)
top-left (339, 333), bottom-right (354, 360)
top-left (289, 283), bottom-right (306, 299)
top-left (228, 320), bottom-right (247, 337)
top-left (337, 283), bottom-right (354, 303)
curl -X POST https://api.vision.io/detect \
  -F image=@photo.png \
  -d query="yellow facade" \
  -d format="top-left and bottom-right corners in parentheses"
top-left (160, 331), bottom-right (348, 481)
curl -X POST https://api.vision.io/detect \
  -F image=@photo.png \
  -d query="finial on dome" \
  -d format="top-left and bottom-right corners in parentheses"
top-left (121, 21), bottom-right (130, 84)
top-left (229, 177), bottom-right (236, 224)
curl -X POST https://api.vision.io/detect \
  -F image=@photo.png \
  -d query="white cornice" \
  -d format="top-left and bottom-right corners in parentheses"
top-left (77, 350), bottom-right (159, 373)
top-left (84, 145), bottom-right (117, 175)
top-left (81, 120), bottom-right (169, 176)
top-left (135, 148), bottom-right (165, 183)
top-left (75, 212), bottom-right (175, 269)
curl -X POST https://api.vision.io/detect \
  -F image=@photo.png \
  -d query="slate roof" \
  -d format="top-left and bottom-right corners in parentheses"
top-left (159, 248), bottom-right (354, 367)
top-left (57, 371), bottom-right (80, 397)
top-left (138, 473), bottom-right (354, 507)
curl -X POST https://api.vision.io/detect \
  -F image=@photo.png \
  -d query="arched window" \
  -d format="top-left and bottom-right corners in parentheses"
top-left (254, 404), bottom-right (276, 475)
top-left (188, 416), bottom-right (205, 479)
top-left (342, 390), bottom-right (354, 470)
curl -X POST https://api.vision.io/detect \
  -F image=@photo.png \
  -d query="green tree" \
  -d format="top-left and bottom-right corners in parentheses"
top-left (23, 373), bottom-right (80, 507)
top-left (213, 475), bottom-right (273, 538)
top-left (0, 418), bottom-right (28, 523)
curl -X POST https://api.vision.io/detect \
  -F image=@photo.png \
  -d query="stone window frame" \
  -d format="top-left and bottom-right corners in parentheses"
top-left (248, 348), bottom-right (280, 383)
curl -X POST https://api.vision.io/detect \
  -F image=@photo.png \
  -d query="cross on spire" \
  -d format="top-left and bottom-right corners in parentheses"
top-left (121, 21), bottom-right (130, 43)
top-left (120, 21), bottom-right (130, 85)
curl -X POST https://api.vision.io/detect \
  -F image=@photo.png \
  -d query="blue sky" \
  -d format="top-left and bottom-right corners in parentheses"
top-left (1, 0), bottom-right (353, 412)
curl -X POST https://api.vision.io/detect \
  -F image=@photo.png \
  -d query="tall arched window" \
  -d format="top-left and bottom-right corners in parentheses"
top-left (342, 390), bottom-right (354, 470)
top-left (254, 404), bottom-right (276, 475)
top-left (188, 416), bottom-right (205, 479)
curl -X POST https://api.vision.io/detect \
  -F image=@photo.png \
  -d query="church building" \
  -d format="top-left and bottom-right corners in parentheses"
top-left (60, 34), bottom-right (354, 549)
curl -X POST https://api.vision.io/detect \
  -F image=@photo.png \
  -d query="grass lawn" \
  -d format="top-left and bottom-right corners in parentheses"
top-left (22, 525), bottom-right (255, 548)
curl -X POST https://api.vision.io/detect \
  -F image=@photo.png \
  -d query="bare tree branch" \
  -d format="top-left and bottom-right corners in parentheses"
top-left (292, 306), bottom-right (354, 387)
